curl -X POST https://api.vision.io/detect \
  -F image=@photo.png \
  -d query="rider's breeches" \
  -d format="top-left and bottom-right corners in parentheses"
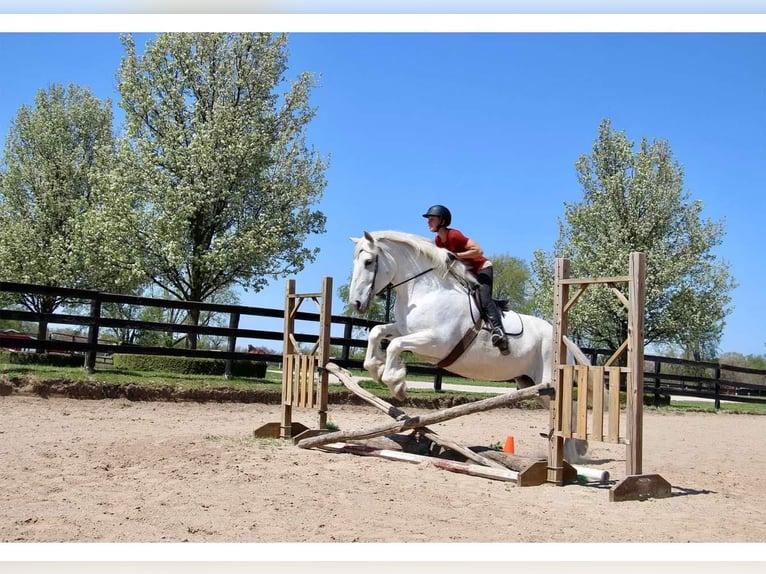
top-left (476, 266), bottom-right (505, 331)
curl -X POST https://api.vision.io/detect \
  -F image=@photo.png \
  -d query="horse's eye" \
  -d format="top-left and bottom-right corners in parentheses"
top-left (364, 258), bottom-right (373, 268)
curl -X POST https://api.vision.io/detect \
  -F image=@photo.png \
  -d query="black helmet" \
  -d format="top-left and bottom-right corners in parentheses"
top-left (422, 204), bottom-right (452, 227)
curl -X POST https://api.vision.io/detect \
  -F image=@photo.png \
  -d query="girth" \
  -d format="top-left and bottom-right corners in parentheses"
top-left (436, 314), bottom-right (484, 369)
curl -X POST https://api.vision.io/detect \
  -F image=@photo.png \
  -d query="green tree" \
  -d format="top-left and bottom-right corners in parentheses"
top-left (0, 83), bottom-right (127, 343)
top-left (338, 278), bottom-right (392, 327)
top-left (94, 33), bottom-right (327, 348)
top-left (529, 119), bottom-right (735, 358)
top-left (489, 254), bottom-right (532, 314)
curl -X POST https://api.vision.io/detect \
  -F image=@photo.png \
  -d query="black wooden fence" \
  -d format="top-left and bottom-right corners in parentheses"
top-left (2, 280), bottom-right (765, 407)
top-left (571, 349), bottom-right (765, 409)
top-left (0, 280), bottom-right (371, 372)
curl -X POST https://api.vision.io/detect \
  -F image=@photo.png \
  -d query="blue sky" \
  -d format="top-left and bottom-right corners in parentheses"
top-left (0, 20), bottom-right (764, 356)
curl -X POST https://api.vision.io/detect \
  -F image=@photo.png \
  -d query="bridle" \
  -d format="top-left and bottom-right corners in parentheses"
top-left (366, 251), bottom-right (434, 300)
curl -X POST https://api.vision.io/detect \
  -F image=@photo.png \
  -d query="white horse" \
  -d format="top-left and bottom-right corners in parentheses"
top-left (348, 230), bottom-right (590, 459)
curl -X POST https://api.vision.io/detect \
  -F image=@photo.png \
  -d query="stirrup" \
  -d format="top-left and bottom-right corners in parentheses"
top-left (491, 329), bottom-right (510, 355)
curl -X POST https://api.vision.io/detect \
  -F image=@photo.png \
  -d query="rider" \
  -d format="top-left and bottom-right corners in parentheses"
top-left (422, 204), bottom-right (510, 355)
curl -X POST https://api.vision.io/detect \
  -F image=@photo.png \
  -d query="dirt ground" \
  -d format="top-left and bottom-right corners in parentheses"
top-left (1, 392), bottom-right (765, 544)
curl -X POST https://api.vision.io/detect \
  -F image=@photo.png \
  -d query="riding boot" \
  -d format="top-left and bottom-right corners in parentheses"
top-left (484, 302), bottom-right (510, 355)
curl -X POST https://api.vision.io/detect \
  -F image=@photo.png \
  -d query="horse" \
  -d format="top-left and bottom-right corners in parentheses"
top-left (348, 230), bottom-right (590, 461)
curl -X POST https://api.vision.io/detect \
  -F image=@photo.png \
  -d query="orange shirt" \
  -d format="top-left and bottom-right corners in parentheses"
top-left (435, 228), bottom-right (487, 275)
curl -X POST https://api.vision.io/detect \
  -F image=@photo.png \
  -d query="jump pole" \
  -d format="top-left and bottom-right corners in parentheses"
top-left (253, 276), bottom-right (333, 440)
top-left (301, 363), bottom-right (581, 486)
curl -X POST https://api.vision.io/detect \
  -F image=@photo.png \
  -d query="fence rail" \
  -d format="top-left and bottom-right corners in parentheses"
top-left (2, 281), bottom-right (765, 407)
top-left (581, 348), bottom-right (766, 409)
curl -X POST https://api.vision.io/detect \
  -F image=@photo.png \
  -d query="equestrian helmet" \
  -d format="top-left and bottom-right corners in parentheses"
top-left (422, 204), bottom-right (452, 227)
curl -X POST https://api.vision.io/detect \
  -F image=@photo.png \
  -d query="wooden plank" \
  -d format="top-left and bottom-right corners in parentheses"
top-left (316, 276), bottom-right (333, 429)
top-left (558, 275), bottom-right (631, 285)
top-left (280, 280), bottom-right (297, 432)
top-left (288, 291), bottom-right (323, 299)
top-left (561, 366), bottom-right (574, 439)
top-left (609, 284), bottom-right (630, 310)
top-left (575, 365), bottom-right (589, 440)
top-left (282, 355), bottom-right (294, 405)
top-left (309, 355), bottom-right (318, 408)
top-left (604, 339), bottom-right (628, 367)
top-left (299, 355), bottom-right (313, 408)
top-left (320, 442), bottom-right (521, 483)
top-left (608, 367), bottom-right (621, 443)
top-left (591, 366), bottom-right (605, 441)
top-left (627, 252), bottom-right (647, 475)
top-left (563, 284), bottom-right (589, 314)
top-left (288, 333), bottom-right (300, 351)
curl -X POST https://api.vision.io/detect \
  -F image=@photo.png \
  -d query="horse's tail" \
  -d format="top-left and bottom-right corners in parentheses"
top-left (563, 336), bottom-right (591, 366)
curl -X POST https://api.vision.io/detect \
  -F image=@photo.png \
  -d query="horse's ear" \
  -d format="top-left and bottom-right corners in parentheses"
top-left (363, 231), bottom-right (374, 243)
top-left (349, 236), bottom-right (360, 244)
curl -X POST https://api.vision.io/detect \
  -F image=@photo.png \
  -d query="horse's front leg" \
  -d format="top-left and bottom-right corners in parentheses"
top-left (381, 330), bottom-right (438, 400)
top-left (364, 323), bottom-right (401, 383)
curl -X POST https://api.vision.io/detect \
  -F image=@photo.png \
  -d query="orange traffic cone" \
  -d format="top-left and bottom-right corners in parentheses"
top-left (503, 435), bottom-right (515, 454)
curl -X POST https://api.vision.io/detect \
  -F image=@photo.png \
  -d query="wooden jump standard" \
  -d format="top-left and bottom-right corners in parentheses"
top-left (550, 253), bottom-right (671, 502)
top-left (253, 276), bottom-right (333, 440)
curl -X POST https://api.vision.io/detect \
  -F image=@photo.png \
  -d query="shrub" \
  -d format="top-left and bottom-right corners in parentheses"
top-left (111, 354), bottom-right (267, 378)
top-left (644, 393), bottom-right (671, 407)
top-left (0, 350), bottom-right (84, 368)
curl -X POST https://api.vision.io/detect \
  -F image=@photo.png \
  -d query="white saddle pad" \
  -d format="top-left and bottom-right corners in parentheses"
top-left (503, 310), bottom-right (524, 336)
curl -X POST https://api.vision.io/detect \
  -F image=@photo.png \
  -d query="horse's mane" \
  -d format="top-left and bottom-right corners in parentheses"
top-left (366, 230), bottom-right (478, 288)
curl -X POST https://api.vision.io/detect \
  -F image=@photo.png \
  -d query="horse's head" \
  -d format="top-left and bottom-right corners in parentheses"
top-left (348, 231), bottom-right (395, 314)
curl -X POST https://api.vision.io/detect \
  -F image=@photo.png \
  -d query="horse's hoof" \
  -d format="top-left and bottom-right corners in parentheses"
top-left (392, 382), bottom-right (407, 401)
top-left (383, 380), bottom-right (407, 401)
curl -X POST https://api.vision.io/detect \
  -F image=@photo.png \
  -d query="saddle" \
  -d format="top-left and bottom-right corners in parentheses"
top-left (498, 302), bottom-right (524, 336)
top-left (472, 293), bottom-right (524, 337)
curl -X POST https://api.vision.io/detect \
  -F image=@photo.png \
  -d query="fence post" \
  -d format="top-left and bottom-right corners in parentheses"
top-left (714, 365), bottom-right (721, 410)
top-left (224, 312), bottom-right (240, 379)
top-left (433, 370), bottom-right (443, 392)
top-left (342, 321), bottom-right (353, 363)
top-left (653, 358), bottom-right (662, 407)
top-left (84, 296), bottom-right (101, 374)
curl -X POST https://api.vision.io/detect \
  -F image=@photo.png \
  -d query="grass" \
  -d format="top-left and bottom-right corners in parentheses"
top-left (664, 400), bottom-right (766, 415)
top-left (0, 361), bottom-right (461, 401)
top-left (1, 361), bottom-right (284, 392)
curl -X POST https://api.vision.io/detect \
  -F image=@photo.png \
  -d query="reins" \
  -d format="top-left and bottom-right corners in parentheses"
top-left (385, 266), bottom-right (435, 291)
top-left (370, 251), bottom-right (436, 299)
